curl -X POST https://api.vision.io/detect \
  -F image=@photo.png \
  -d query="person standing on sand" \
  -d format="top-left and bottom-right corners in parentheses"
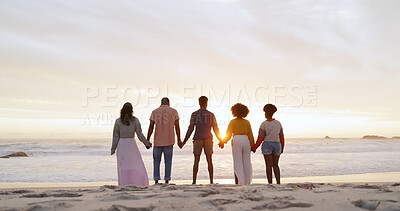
top-left (252, 104), bottom-right (285, 184)
top-left (111, 102), bottom-right (152, 187)
top-left (219, 103), bottom-right (255, 185)
top-left (147, 97), bottom-right (182, 184)
top-left (182, 96), bottom-right (223, 184)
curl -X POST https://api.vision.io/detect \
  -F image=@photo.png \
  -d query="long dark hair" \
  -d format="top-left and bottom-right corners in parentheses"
top-left (120, 102), bottom-right (134, 126)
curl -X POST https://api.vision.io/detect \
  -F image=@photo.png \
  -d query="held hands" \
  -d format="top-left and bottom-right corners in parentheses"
top-left (251, 147), bottom-right (256, 153)
top-left (177, 139), bottom-right (185, 149)
top-left (146, 143), bottom-right (152, 149)
top-left (218, 141), bottom-right (224, 149)
top-left (217, 136), bottom-right (225, 149)
top-left (111, 150), bottom-right (115, 155)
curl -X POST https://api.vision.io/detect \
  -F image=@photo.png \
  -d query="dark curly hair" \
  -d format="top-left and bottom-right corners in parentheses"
top-left (231, 103), bottom-right (249, 118)
top-left (263, 104), bottom-right (277, 117)
top-left (120, 102), bottom-right (134, 126)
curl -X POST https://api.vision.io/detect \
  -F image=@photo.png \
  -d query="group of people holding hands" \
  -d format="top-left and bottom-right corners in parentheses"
top-left (111, 96), bottom-right (284, 187)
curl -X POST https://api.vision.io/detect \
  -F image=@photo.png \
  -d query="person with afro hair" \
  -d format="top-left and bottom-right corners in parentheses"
top-left (219, 103), bottom-right (255, 185)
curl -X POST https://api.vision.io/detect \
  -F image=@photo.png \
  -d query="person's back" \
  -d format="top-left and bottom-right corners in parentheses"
top-left (111, 102), bottom-right (151, 187)
top-left (189, 108), bottom-right (216, 140)
top-left (151, 105), bottom-right (179, 146)
top-left (183, 96), bottom-right (221, 184)
top-left (259, 119), bottom-right (282, 143)
top-left (147, 97), bottom-right (181, 184)
top-left (219, 103), bottom-right (254, 185)
top-left (252, 103), bottom-right (284, 184)
top-left (112, 117), bottom-right (151, 154)
top-left (222, 118), bottom-right (255, 147)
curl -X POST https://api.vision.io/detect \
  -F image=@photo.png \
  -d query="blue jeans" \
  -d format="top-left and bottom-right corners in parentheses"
top-left (153, 145), bottom-right (173, 181)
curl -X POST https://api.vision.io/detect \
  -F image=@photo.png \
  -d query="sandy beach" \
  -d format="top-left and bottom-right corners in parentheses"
top-left (1, 172), bottom-right (399, 211)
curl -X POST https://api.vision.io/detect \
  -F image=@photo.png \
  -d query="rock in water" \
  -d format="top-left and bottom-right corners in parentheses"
top-left (362, 135), bottom-right (387, 139)
top-left (0, 152), bottom-right (28, 158)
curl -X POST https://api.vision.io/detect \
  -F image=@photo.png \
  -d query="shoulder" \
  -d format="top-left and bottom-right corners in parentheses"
top-left (152, 107), bottom-right (161, 113)
top-left (132, 116), bottom-right (139, 123)
top-left (115, 118), bottom-right (121, 124)
top-left (206, 110), bottom-right (215, 116)
top-left (150, 108), bottom-right (158, 116)
top-left (169, 107), bottom-right (178, 113)
top-left (275, 119), bottom-right (282, 126)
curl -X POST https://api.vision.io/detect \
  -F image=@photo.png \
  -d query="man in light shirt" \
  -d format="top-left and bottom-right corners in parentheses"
top-left (147, 97), bottom-right (182, 184)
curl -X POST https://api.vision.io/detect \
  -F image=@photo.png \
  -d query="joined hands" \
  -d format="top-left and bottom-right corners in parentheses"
top-left (177, 140), bottom-right (186, 149)
top-left (218, 141), bottom-right (224, 149)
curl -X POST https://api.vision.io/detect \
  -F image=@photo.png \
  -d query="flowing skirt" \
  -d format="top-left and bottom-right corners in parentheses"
top-left (232, 135), bottom-right (252, 185)
top-left (117, 138), bottom-right (149, 187)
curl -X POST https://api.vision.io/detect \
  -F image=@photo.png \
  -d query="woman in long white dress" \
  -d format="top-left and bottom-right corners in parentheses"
top-left (111, 102), bottom-right (152, 186)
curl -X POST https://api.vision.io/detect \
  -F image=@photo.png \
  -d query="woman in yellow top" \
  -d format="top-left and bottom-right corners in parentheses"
top-left (218, 103), bottom-right (255, 185)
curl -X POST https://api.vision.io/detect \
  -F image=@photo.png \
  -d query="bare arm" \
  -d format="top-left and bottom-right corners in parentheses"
top-left (252, 126), bottom-right (266, 152)
top-left (221, 121), bottom-right (234, 144)
top-left (147, 120), bottom-right (155, 142)
top-left (212, 115), bottom-right (222, 141)
top-left (279, 128), bottom-right (285, 153)
top-left (247, 121), bottom-right (255, 148)
top-left (175, 119), bottom-right (181, 143)
top-left (183, 113), bottom-right (195, 143)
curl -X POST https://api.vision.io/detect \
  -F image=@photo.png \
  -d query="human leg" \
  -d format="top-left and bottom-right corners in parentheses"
top-left (164, 145), bottom-right (173, 182)
top-left (242, 140), bottom-right (252, 185)
top-left (205, 154), bottom-right (213, 184)
top-left (272, 154), bottom-right (281, 184)
top-left (232, 136), bottom-right (245, 185)
top-left (153, 146), bottom-right (162, 182)
top-left (192, 154), bottom-right (201, 184)
top-left (204, 139), bottom-right (214, 184)
top-left (263, 154), bottom-right (273, 184)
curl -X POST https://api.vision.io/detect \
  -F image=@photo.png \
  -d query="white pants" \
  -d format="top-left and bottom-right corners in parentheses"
top-left (232, 135), bottom-right (252, 185)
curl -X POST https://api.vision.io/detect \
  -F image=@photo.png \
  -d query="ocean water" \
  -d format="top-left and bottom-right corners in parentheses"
top-left (0, 138), bottom-right (399, 183)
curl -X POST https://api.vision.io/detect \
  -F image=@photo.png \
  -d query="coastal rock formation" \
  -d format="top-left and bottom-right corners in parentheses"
top-left (325, 136), bottom-right (331, 139)
top-left (362, 135), bottom-right (387, 139)
top-left (0, 152), bottom-right (28, 158)
top-left (392, 136), bottom-right (400, 139)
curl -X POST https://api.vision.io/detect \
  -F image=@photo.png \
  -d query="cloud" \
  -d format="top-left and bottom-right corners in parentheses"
top-left (0, 0), bottom-right (399, 136)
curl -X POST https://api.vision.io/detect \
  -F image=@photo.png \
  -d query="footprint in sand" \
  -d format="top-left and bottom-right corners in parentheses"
top-left (240, 194), bottom-right (265, 201)
top-left (0, 190), bottom-right (33, 195)
top-left (100, 192), bottom-right (141, 202)
top-left (183, 189), bottom-right (221, 197)
top-left (27, 199), bottom-right (83, 205)
top-left (21, 192), bottom-right (82, 198)
top-left (252, 201), bottom-right (313, 210)
top-left (352, 199), bottom-right (400, 211)
top-left (26, 202), bottom-right (74, 211)
top-left (209, 199), bottom-right (240, 206)
top-left (96, 204), bottom-right (155, 211)
top-left (352, 199), bottom-right (380, 210)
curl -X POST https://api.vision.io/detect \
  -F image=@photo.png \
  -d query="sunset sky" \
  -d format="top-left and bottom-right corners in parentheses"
top-left (1, 0), bottom-right (399, 138)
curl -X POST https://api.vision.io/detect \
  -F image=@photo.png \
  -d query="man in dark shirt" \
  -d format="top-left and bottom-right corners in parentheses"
top-left (183, 96), bottom-right (222, 184)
